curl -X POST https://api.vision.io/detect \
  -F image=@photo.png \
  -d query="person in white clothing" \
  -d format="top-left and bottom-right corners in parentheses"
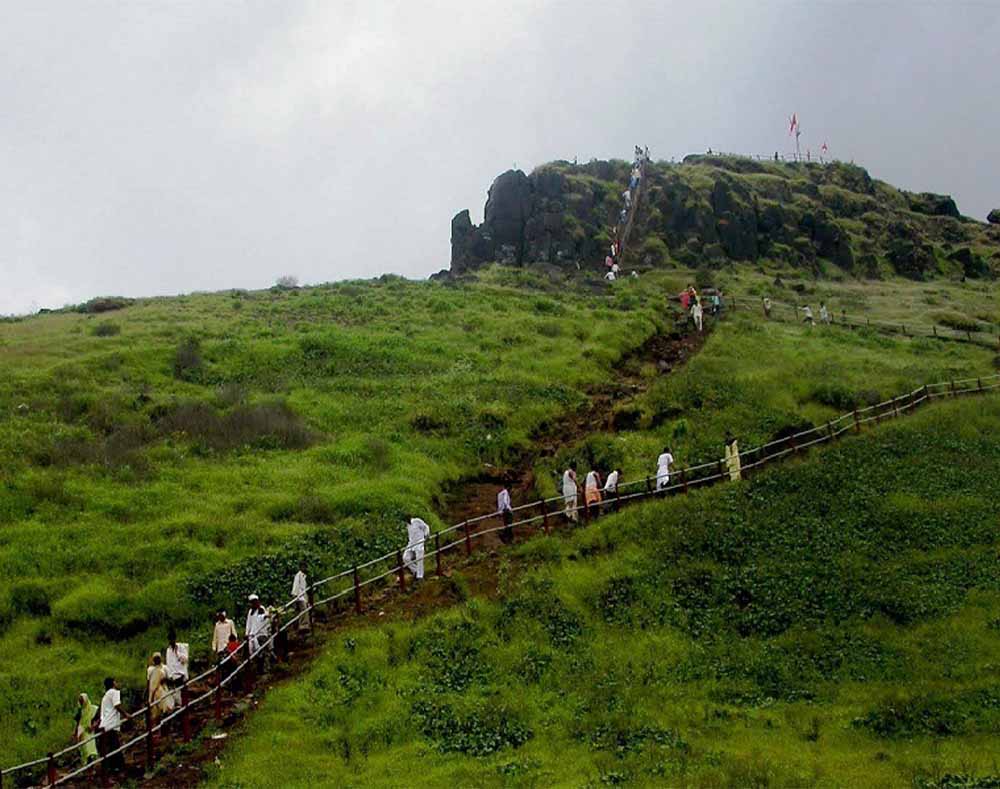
top-left (291, 562), bottom-right (310, 631)
top-left (604, 269), bottom-right (617, 282)
top-left (98, 677), bottom-right (130, 775)
top-left (211, 610), bottom-right (237, 660)
top-left (819, 302), bottom-right (831, 324)
top-left (245, 594), bottom-right (271, 659)
top-left (603, 469), bottom-right (619, 494)
top-left (801, 305), bottom-right (815, 325)
top-left (404, 516), bottom-right (431, 580)
top-left (562, 468), bottom-right (578, 522)
top-left (165, 630), bottom-right (189, 707)
top-left (691, 301), bottom-right (704, 332)
top-left (497, 485), bottom-right (514, 544)
top-left (584, 469), bottom-right (602, 517)
top-left (656, 447), bottom-right (674, 491)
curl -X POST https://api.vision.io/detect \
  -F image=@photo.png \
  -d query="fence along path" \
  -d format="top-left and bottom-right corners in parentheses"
top-left (727, 294), bottom-right (1000, 351)
top-left (4, 373), bottom-right (1000, 787)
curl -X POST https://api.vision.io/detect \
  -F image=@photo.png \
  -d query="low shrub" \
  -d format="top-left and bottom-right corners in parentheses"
top-left (10, 581), bottom-right (52, 617)
top-left (411, 699), bottom-right (532, 756)
top-left (91, 321), bottom-right (121, 337)
top-left (158, 400), bottom-right (315, 452)
top-left (75, 296), bottom-right (134, 314)
top-left (52, 579), bottom-right (149, 639)
top-left (933, 310), bottom-right (981, 333)
top-left (173, 337), bottom-right (204, 381)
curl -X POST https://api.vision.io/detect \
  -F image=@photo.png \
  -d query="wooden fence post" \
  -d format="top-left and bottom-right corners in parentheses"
top-left (853, 409), bottom-right (861, 433)
top-left (541, 500), bottom-right (550, 535)
top-left (395, 550), bottom-right (406, 591)
top-left (215, 663), bottom-right (223, 723)
top-left (645, 476), bottom-right (653, 496)
top-left (181, 685), bottom-right (191, 742)
top-left (681, 467), bottom-right (689, 493)
top-left (244, 641), bottom-right (255, 692)
top-left (826, 421), bottom-right (834, 441)
top-left (788, 434), bottom-right (799, 454)
top-left (145, 702), bottom-right (155, 771)
top-left (463, 521), bottom-right (472, 556)
top-left (950, 380), bottom-right (956, 397)
top-left (967, 330), bottom-right (972, 342)
top-left (933, 325), bottom-right (937, 337)
top-left (47, 753), bottom-right (57, 786)
top-left (717, 459), bottom-right (725, 480)
top-left (978, 378), bottom-right (983, 392)
top-left (435, 533), bottom-right (442, 577)
top-left (353, 566), bottom-right (361, 614)
top-left (614, 486), bottom-right (621, 512)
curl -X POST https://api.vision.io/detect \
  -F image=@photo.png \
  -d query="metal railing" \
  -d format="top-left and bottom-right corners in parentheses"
top-left (4, 371), bottom-right (999, 787)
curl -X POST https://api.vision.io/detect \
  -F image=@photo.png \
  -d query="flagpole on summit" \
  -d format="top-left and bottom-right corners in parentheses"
top-left (788, 113), bottom-right (801, 161)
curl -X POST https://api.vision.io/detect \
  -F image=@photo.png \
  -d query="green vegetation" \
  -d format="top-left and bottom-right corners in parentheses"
top-left (2, 263), bottom-right (999, 783)
top-left (0, 271), bottom-right (667, 765)
top-left (210, 396), bottom-right (1000, 788)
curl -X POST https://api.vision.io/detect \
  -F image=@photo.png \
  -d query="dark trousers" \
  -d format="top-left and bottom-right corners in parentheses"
top-left (500, 509), bottom-right (514, 544)
top-left (99, 729), bottom-right (124, 773)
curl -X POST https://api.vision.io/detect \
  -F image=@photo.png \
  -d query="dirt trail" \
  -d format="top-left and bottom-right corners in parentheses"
top-left (59, 322), bottom-right (711, 788)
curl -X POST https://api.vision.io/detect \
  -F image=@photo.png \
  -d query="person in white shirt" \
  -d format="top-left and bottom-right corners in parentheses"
top-left (497, 485), bottom-right (514, 545)
top-left (656, 447), bottom-right (674, 491)
top-left (404, 516), bottom-right (431, 580)
top-left (562, 468), bottom-right (578, 522)
top-left (691, 301), bottom-right (704, 332)
top-left (291, 563), bottom-right (310, 631)
top-left (603, 469), bottom-right (619, 495)
top-left (211, 610), bottom-right (237, 660)
top-left (165, 630), bottom-right (189, 707)
top-left (801, 305), bottom-right (815, 325)
top-left (245, 594), bottom-right (271, 659)
top-left (604, 269), bottom-right (617, 282)
top-left (819, 302), bottom-right (831, 324)
top-left (98, 677), bottom-right (130, 775)
top-left (584, 470), bottom-right (602, 517)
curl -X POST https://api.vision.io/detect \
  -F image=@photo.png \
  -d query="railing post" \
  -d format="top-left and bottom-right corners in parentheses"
top-left (396, 550), bottom-right (406, 591)
top-left (463, 521), bottom-right (472, 556)
top-left (581, 492), bottom-right (590, 523)
top-left (541, 500), bottom-right (550, 535)
top-left (244, 641), bottom-right (255, 692)
top-left (893, 396), bottom-right (900, 418)
top-left (215, 662), bottom-right (223, 723)
top-left (853, 409), bottom-right (861, 433)
top-left (145, 701), bottom-right (155, 771)
top-left (826, 421), bottom-right (834, 441)
top-left (902, 324), bottom-right (906, 335)
top-left (614, 486), bottom-right (621, 512)
top-left (967, 330), bottom-right (972, 342)
top-left (681, 467), bottom-right (689, 493)
top-left (645, 476), bottom-right (653, 496)
top-left (435, 533), bottom-right (442, 577)
top-left (717, 459), bottom-right (725, 480)
top-left (181, 684), bottom-right (191, 742)
top-left (923, 384), bottom-right (929, 403)
top-left (933, 325), bottom-right (937, 337)
top-left (950, 380), bottom-right (956, 397)
top-left (788, 434), bottom-right (798, 454)
top-left (978, 378), bottom-right (983, 392)
top-left (47, 752), bottom-right (56, 786)
top-left (353, 566), bottom-right (361, 614)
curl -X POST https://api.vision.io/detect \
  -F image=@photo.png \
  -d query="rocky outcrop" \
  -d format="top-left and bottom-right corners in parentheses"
top-left (906, 191), bottom-right (961, 219)
top-left (988, 209), bottom-right (1000, 225)
top-left (449, 156), bottom-right (998, 280)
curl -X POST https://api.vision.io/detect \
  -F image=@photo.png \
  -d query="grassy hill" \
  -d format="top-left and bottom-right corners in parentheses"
top-left (1, 265), bottom-right (997, 776)
top-left (208, 395), bottom-right (1000, 788)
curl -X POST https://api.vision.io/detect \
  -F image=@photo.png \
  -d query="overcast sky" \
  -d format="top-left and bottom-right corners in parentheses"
top-left (2, 1), bottom-right (998, 315)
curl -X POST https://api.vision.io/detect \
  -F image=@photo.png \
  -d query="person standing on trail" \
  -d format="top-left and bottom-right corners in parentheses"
top-left (819, 302), bottom-right (831, 324)
top-left (212, 610), bottom-right (237, 661)
top-left (562, 468), bottom-right (579, 522)
top-left (724, 434), bottom-right (742, 481)
top-left (404, 515), bottom-right (431, 581)
top-left (72, 693), bottom-right (99, 766)
top-left (801, 305), bottom-right (815, 325)
top-left (147, 653), bottom-right (172, 724)
top-left (165, 629), bottom-right (189, 707)
top-left (497, 484), bottom-right (514, 545)
top-left (98, 677), bottom-right (130, 778)
top-left (656, 448), bottom-right (674, 491)
top-left (679, 289), bottom-right (691, 312)
top-left (763, 296), bottom-right (772, 318)
top-left (603, 469), bottom-right (619, 495)
top-left (691, 300), bottom-right (704, 332)
top-left (585, 469), bottom-right (603, 516)
top-left (710, 292), bottom-right (721, 316)
top-left (292, 562), bottom-right (310, 632)
top-left (245, 594), bottom-right (271, 658)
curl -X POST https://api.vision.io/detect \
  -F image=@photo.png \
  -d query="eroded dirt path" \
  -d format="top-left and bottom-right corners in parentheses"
top-left (84, 323), bottom-right (711, 788)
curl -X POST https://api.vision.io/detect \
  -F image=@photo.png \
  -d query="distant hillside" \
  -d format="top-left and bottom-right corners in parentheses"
top-left (450, 156), bottom-right (1000, 280)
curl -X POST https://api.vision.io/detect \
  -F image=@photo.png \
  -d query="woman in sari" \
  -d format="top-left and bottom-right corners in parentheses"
top-left (147, 652), bottom-right (173, 724)
top-left (72, 693), bottom-right (99, 765)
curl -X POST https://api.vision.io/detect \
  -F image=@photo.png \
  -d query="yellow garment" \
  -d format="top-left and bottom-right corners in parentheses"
top-left (724, 440), bottom-right (742, 481)
top-left (75, 694), bottom-right (99, 764)
top-left (147, 660), bottom-right (173, 720)
top-left (585, 487), bottom-right (602, 506)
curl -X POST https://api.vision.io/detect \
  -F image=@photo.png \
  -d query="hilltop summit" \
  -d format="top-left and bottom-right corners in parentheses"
top-left (451, 155), bottom-right (1000, 280)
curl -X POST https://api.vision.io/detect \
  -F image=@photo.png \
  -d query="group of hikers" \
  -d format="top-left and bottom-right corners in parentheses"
top-left (677, 284), bottom-right (726, 331)
top-left (69, 564), bottom-right (312, 780)
top-left (761, 295), bottom-right (832, 325)
top-left (604, 145), bottom-right (650, 282)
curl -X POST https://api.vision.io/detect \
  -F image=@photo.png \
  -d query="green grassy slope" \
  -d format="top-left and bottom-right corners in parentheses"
top-left (0, 271), bottom-right (668, 765)
top-left (209, 395), bottom-right (1000, 788)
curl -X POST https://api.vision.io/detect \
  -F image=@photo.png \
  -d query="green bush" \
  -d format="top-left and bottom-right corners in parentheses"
top-left (51, 579), bottom-right (149, 638)
top-left (91, 321), bottom-right (121, 337)
top-left (9, 581), bottom-right (52, 617)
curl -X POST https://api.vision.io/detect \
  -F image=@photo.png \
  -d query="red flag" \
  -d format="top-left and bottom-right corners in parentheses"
top-left (821, 141), bottom-right (829, 152)
top-left (788, 113), bottom-right (798, 135)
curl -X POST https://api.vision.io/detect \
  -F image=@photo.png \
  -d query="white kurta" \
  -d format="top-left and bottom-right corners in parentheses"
top-left (603, 470), bottom-right (619, 493)
top-left (656, 452), bottom-right (674, 490)
top-left (165, 643), bottom-right (189, 682)
top-left (404, 518), bottom-right (431, 580)
top-left (562, 470), bottom-right (578, 521)
top-left (245, 607), bottom-right (270, 656)
top-left (291, 571), bottom-right (308, 603)
top-left (497, 489), bottom-right (512, 513)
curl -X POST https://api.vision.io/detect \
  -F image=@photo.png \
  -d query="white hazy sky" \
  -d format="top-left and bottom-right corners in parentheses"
top-left (2, 1), bottom-right (998, 314)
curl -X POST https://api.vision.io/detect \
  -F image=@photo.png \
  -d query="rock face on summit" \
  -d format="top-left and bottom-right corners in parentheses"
top-left (989, 208), bottom-right (1000, 225)
top-left (450, 155), bottom-right (999, 281)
